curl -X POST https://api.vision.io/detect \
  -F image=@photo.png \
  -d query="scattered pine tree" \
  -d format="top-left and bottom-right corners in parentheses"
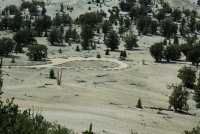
top-left (76, 45), bottom-right (80, 52)
top-left (11, 56), bottom-right (15, 63)
top-left (194, 73), bottom-right (200, 108)
top-left (105, 49), bottom-right (110, 55)
top-left (120, 51), bottom-right (124, 57)
top-left (123, 50), bottom-right (127, 57)
top-left (136, 98), bottom-right (143, 108)
top-left (163, 38), bottom-right (167, 45)
top-left (50, 69), bottom-right (55, 79)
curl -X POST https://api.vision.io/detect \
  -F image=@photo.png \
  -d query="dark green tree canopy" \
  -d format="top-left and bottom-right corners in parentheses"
top-left (81, 24), bottom-right (93, 40)
top-left (3, 5), bottom-right (19, 15)
top-left (79, 12), bottom-right (103, 29)
top-left (156, 9), bottom-right (165, 22)
top-left (28, 3), bottom-right (39, 16)
top-left (124, 30), bottom-right (138, 50)
top-left (137, 16), bottom-right (152, 34)
top-left (189, 17), bottom-right (196, 33)
top-left (150, 42), bottom-right (164, 62)
top-left (150, 20), bottom-right (158, 35)
top-left (26, 44), bottom-right (47, 60)
top-left (161, 19), bottom-right (178, 38)
top-left (183, 9), bottom-right (191, 17)
top-left (13, 29), bottom-right (37, 46)
top-left (105, 30), bottom-right (120, 51)
top-left (162, 2), bottom-right (172, 13)
top-left (169, 85), bottom-right (189, 112)
top-left (164, 45), bottom-right (181, 62)
top-left (65, 26), bottom-right (79, 43)
top-left (33, 15), bottom-right (52, 32)
top-left (180, 43), bottom-right (192, 57)
top-left (0, 37), bottom-right (15, 56)
top-left (177, 66), bottom-right (197, 88)
top-left (185, 125), bottom-right (200, 134)
top-left (1, 16), bottom-right (9, 30)
top-left (6, 11), bottom-right (23, 31)
top-left (172, 8), bottom-right (182, 21)
top-left (119, 0), bottom-right (136, 11)
top-left (53, 13), bottom-right (63, 27)
top-left (193, 74), bottom-right (200, 108)
top-left (47, 28), bottom-right (63, 45)
top-left (81, 24), bottom-right (94, 50)
top-left (62, 13), bottom-right (72, 26)
top-left (102, 20), bottom-right (110, 36)
top-left (139, 0), bottom-right (152, 6)
top-left (187, 49), bottom-right (200, 68)
top-left (129, 7), bottom-right (137, 20)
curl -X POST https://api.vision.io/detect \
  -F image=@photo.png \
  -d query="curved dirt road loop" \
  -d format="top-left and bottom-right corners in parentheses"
top-left (4, 57), bottom-right (129, 70)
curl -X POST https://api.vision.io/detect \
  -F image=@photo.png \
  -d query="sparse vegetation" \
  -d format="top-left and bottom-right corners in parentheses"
top-left (136, 98), bottom-right (143, 109)
top-left (150, 42), bottom-right (164, 62)
top-left (105, 30), bottom-right (120, 51)
top-left (0, 59), bottom-right (74, 134)
top-left (177, 66), bottom-right (196, 88)
top-left (50, 69), bottom-right (55, 79)
top-left (169, 85), bottom-right (189, 112)
top-left (57, 70), bottom-right (63, 85)
top-left (0, 37), bottom-right (15, 56)
top-left (193, 74), bottom-right (200, 108)
top-left (0, 0), bottom-right (200, 133)
top-left (26, 45), bottom-right (47, 60)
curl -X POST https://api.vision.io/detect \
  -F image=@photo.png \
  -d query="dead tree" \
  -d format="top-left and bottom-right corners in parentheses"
top-left (56, 69), bottom-right (62, 85)
top-left (47, 0), bottom-right (51, 5)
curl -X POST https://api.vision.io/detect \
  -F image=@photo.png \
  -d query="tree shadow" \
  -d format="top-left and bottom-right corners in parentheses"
top-left (51, 44), bottom-right (66, 47)
top-left (158, 60), bottom-right (188, 65)
top-left (174, 111), bottom-right (196, 116)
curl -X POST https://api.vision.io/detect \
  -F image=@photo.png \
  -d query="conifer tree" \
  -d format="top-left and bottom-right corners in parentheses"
top-left (177, 66), bottom-right (196, 88)
top-left (136, 98), bottom-right (143, 108)
top-left (124, 50), bottom-right (127, 57)
top-left (76, 45), bottom-right (80, 52)
top-left (169, 85), bottom-right (189, 112)
top-left (197, 0), bottom-right (200, 5)
top-left (120, 51), bottom-right (124, 57)
top-left (194, 73), bottom-right (200, 108)
top-left (105, 30), bottom-right (120, 51)
top-left (11, 56), bottom-right (15, 63)
top-left (174, 36), bottom-right (179, 45)
top-left (163, 38), bottom-right (167, 45)
top-left (105, 49), bottom-right (109, 55)
top-left (50, 69), bottom-right (55, 79)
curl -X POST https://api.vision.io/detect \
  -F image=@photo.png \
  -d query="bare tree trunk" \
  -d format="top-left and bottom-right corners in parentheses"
top-left (56, 69), bottom-right (62, 85)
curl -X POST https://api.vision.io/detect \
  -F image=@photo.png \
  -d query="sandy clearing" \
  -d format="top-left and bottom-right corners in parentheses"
top-left (3, 57), bottom-right (129, 70)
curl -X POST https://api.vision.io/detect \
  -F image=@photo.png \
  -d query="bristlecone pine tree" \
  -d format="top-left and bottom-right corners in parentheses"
top-left (0, 59), bottom-right (74, 133)
top-left (50, 69), bottom-right (55, 79)
top-left (197, 0), bottom-right (200, 5)
top-left (177, 66), bottom-right (196, 88)
top-left (105, 49), bottom-right (109, 55)
top-left (76, 45), bottom-right (80, 52)
top-left (169, 85), bottom-right (189, 112)
top-left (136, 98), bottom-right (143, 108)
top-left (105, 30), bottom-right (120, 51)
top-left (123, 50), bottom-right (127, 57)
top-left (124, 30), bottom-right (138, 50)
top-left (163, 38), bottom-right (167, 45)
top-left (194, 73), bottom-right (200, 108)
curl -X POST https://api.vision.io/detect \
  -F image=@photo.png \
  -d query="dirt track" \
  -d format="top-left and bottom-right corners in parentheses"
top-left (3, 57), bottom-right (129, 70)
